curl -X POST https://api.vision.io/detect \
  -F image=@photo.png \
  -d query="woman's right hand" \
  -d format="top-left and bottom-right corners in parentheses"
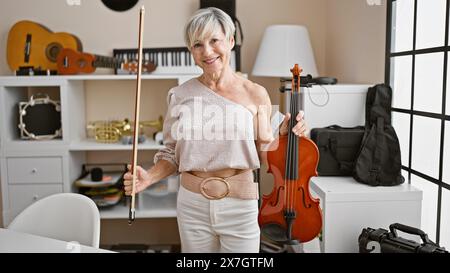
top-left (123, 165), bottom-right (152, 196)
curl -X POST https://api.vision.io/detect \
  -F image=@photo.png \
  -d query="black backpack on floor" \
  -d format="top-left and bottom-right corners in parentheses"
top-left (353, 84), bottom-right (404, 186)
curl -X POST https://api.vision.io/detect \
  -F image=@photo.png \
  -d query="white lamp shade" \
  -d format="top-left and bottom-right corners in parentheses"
top-left (252, 25), bottom-right (318, 77)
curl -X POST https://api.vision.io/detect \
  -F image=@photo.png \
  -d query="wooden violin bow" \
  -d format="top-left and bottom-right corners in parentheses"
top-left (129, 6), bottom-right (145, 225)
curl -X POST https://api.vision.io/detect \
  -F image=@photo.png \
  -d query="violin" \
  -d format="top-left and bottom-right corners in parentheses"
top-left (258, 64), bottom-right (322, 243)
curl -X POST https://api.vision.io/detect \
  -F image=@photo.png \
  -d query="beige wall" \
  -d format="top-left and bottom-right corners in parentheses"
top-left (241, 0), bottom-right (327, 104)
top-left (0, 0), bottom-right (387, 243)
top-left (326, 0), bottom-right (386, 84)
top-left (0, 0), bottom-right (386, 95)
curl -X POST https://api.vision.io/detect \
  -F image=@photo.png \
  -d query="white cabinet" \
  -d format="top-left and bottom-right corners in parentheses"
top-left (8, 184), bottom-right (63, 218)
top-left (4, 156), bottom-right (64, 221)
top-left (310, 176), bottom-right (423, 253)
top-left (301, 84), bottom-right (372, 129)
top-left (0, 74), bottom-right (197, 226)
top-left (7, 156), bottom-right (63, 184)
top-left (282, 84), bottom-right (372, 130)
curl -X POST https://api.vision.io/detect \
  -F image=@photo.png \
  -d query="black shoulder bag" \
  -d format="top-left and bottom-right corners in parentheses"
top-left (353, 84), bottom-right (404, 186)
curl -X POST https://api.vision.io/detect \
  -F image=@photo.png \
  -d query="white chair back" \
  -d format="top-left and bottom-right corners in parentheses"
top-left (8, 193), bottom-right (100, 248)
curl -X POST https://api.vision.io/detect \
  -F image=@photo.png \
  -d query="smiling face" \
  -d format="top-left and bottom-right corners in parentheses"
top-left (190, 29), bottom-right (235, 76)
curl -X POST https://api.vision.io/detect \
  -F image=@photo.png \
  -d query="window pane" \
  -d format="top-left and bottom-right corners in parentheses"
top-left (411, 174), bottom-right (438, 242)
top-left (390, 56), bottom-right (412, 109)
top-left (416, 0), bottom-right (446, 49)
top-left (414, 53), bottom-right (443, 114)
top-left (440, 188), bottom-right (450, 248)
top-left (444, 121), bottom-right (450, 185)
top-left (412, 115), bottom-right (441, 179)
top-left (391, 0), bottom-right (414, 52)
top-left (392, 111), bottom-right (410, 167)
top-left (447, 53), bottom-right (450, 115)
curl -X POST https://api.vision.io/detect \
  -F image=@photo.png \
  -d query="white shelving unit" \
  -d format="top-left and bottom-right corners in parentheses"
top-left (100, 192), bottom-right (178, 219)
top-left (69, 139), bottom-right (165, 151)
top-left (0, 74), bottom-right (198, 226)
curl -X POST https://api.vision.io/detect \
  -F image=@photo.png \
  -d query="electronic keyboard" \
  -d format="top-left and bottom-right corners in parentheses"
top-left (113, 46), bottom-right (240, 75)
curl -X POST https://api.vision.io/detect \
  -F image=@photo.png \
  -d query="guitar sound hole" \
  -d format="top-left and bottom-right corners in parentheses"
top-left (46, 43), bottom-right (62, 62)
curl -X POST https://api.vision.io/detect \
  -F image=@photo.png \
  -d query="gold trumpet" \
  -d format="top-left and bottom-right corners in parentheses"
top-left (86, 116), bottom-right (163, 143)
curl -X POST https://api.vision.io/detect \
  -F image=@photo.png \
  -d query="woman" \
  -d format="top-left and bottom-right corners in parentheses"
top-left (123, 7), bottom-right (307, 253)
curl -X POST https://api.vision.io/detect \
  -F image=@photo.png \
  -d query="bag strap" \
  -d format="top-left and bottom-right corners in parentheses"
top-left (368, 117), bottom-right (384, 184)
top-left (326, 124), bottom-right (364, 130)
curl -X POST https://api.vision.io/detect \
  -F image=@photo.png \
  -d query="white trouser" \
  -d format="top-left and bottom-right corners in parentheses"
top-left (176, 185), bottom-right (260, 253)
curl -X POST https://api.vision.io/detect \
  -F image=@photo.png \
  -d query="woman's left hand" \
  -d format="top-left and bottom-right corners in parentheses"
top-left (279, 111), bottom-right (308, 137)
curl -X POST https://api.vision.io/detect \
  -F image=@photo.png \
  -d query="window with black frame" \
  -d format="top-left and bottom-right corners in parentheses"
top-left (386, 0), bottom-right (450, 247)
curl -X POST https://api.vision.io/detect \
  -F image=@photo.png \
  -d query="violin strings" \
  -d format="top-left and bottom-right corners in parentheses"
top-left (288, 87), bottom-right (297, 212)
top-left (287, 88), bottom-right (296, 212)
top-left (294, 92), bottom-right (299, 213)
top-left (292, 91), bottom-right (298, 212)
top-left (292, 92), bottom-right (297, 213)
top-left (284, 91), bottom-right (292, 211)
top-left (290, 89), bottom-right (297, 211)
top-left (287, 92), bottom-right (292, 212)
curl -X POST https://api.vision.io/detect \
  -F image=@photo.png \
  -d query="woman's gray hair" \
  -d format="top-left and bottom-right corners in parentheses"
top-left (184, 7), bottom-right (235, 49)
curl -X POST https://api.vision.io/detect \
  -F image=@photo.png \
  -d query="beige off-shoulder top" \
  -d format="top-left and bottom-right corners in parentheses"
top-left (154, 78), bottom-right (262, 173)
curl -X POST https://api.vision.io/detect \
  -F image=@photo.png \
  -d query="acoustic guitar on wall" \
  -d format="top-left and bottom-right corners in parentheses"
top-left (56, 48), bottom-right (157, 75)
top-left (7, 20), bottom-right (82, 72)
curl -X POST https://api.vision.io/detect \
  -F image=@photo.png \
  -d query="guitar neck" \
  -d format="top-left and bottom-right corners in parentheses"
top-left (93, 55), bottom-right (123, 69)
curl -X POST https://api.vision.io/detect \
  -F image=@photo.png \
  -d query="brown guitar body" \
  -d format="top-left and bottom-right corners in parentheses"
top-left (7, 20), bottom-right (82, 71)
top-left (57, 48), bottom-right (96, 75)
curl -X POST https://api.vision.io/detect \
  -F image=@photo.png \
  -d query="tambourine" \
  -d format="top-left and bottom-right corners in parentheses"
top-left (18, 93), bottom-right (62, 140)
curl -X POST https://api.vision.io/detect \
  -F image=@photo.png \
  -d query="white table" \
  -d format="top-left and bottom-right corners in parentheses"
top-left (0, 228), bottom-right (115, 253)
top-left (310, 176), bottom-right (422, 253)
